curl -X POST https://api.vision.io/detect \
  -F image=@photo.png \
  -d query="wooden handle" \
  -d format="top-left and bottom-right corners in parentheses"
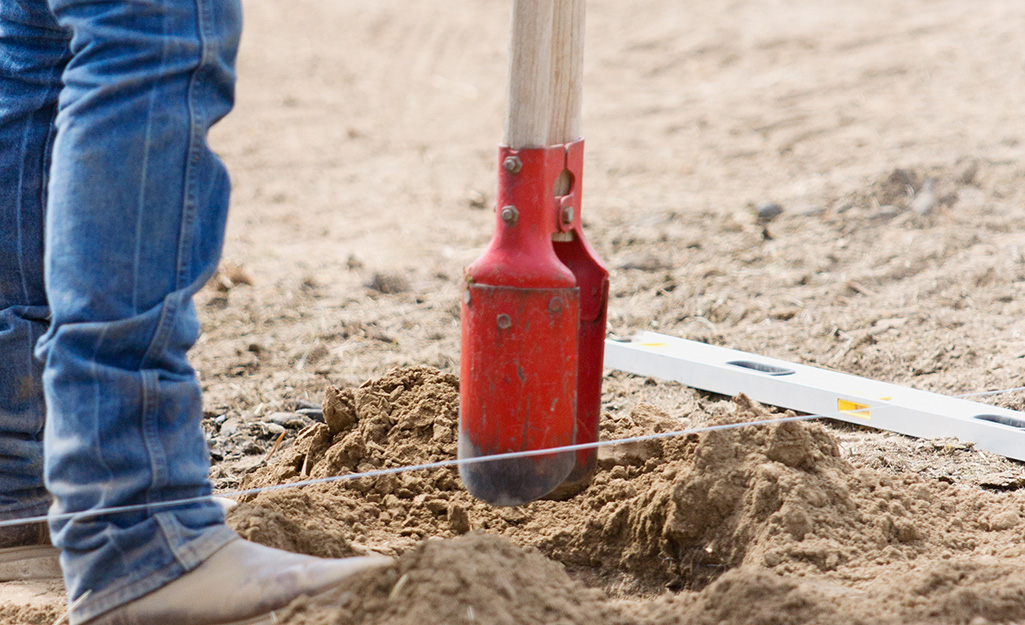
top-left (549, 0), bottom-right (584, 145)
top-left (505, 0), bottom-right (554, 148)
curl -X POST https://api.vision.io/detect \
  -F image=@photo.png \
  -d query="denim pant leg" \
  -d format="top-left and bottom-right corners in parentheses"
top-left (35, 0), bottom-right (243, 621)
top-left (0, 0), bottom-right (68, 528)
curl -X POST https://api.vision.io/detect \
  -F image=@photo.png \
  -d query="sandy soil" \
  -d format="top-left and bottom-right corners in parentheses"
top-left (4, 0), bottom-right (1025, 622)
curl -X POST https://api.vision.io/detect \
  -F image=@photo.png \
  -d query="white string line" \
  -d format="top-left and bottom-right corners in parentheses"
top-left (956, 384), bottom-right (1025, 399)
top-left (1, 380), bottom-right (1023, 531)
top-left (0, 413), bottom-right (823, 529)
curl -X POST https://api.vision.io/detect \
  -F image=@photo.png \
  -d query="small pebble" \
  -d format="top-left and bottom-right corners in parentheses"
top-left (293, 399), bottom-right (320, 411)
top-left (259, 422), bottom-right (287, 437)
top-left (447, 504), bottom-right (471, 534)
top-left (367, 272), bottom-right (410, 294)
top-left (910, 177), bottom-right (937, 215)
top-left (873, 205), bottom-right (901, 220)
top-left (265, 411), bottom-right (302, 427)
top-left (297, 407), bottom-right (324, 421)
top-left (755, 202), bottom-right (783, 224)
top-left (219, 417), bottom-right (241, 437)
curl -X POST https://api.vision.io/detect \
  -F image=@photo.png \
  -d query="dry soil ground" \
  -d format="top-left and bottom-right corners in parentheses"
top-left (4, 0), bottom-right (1025, 623)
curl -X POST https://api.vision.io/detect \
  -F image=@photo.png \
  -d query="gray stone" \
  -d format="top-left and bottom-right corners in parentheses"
top-left (219, 417), bottom-right (241, 437)
top-left (265, 411), bottom-right (301, 427)
top-left (258, 422), bottom-right (287, 438)
top-left (755, 202), bottom-right (784, 224)
top-left (296, 408), bottom-right (324, 421)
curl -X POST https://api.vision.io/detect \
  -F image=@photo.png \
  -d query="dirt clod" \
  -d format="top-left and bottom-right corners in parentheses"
top-left (284, 534), bottom-right (620, 625)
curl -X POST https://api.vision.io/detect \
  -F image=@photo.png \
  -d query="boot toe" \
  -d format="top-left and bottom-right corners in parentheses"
top-left (82, 538), bottom-right (393, 625)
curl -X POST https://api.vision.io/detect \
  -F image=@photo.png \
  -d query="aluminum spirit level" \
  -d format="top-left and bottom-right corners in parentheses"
top-left (605, 331), bottom-right (1025, 462)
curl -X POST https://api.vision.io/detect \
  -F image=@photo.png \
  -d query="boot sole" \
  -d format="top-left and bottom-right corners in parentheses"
top-left (215, 584), bottom-right (351, 625)
top-left (0, 545), bottom-right (62, 582)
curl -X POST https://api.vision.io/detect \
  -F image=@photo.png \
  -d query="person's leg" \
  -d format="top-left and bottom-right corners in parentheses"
top-left (0, 0), bottom-right (69, 538)
top-left (36, 0), bottom-right (241, 619)
top-left (33, 1), bottom-right (392, 621)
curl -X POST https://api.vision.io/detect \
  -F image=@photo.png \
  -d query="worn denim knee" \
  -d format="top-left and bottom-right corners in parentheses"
top-left (1, 0), bottom-right (245, 621)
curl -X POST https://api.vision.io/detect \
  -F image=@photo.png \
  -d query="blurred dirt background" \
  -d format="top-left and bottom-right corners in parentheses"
top-left (4, 0), bottom-right (1025, 622)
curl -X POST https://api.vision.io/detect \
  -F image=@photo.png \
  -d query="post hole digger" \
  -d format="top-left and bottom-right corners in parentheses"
top-left (460, 0), bottom-right (609, 506)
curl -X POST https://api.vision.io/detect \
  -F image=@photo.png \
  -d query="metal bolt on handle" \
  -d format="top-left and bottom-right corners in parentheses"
top-left (503, 156), bottom-right (523, 174)
top-left (500, 205), bottom-right (520, 226)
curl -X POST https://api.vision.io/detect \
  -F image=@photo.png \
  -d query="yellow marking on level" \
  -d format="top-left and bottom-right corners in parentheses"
top-left (639, 342), bottom-right (668, 348)
top-left (838, 399), bottom-right (871, 419)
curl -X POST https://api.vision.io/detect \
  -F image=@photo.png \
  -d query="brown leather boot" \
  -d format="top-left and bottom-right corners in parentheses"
top-left (82, 538), bottom-right (392, 625)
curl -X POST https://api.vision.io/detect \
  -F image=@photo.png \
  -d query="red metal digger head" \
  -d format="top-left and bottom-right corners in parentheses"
top-left (459, 140), bottom-right (607, 506)
top-left (459, 144), bottom-right (579, 506)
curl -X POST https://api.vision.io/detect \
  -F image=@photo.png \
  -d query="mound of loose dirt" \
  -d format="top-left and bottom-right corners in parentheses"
top-left (230, 490), bottom-right (364, 559)
top-left (543, 394), bottom-right (959, 592)
top-left (279, 533), bottom-right (622, 625)
top-left (235, 366), bottom-right (471, 553)
top-left (225, 365), bottom-right (1025, 625)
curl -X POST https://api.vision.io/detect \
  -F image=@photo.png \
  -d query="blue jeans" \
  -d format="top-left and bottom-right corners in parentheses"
top-left (0, 0), bottom-right (241, 621)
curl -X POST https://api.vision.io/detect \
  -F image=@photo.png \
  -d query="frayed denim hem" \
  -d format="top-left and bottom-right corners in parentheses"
top-left (69, 523), bottom-right (237, 625)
